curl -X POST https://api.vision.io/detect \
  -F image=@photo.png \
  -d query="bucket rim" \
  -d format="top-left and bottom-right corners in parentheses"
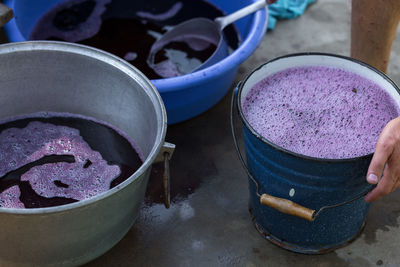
top-left (0, 41), bottom-right (168, 214)
top-left (237, 52), bottom-right (400, 163)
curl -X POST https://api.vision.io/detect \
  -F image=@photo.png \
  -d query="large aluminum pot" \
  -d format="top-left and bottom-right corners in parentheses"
top-left (0, 41), bottom-right (168, 266)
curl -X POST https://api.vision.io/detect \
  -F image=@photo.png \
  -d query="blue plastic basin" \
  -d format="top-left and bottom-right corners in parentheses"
top-left (3, 0), bottom-right (268, 124)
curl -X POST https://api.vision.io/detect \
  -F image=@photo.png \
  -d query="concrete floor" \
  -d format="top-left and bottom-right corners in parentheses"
top-left (3, 0), bottom-right (400, 266)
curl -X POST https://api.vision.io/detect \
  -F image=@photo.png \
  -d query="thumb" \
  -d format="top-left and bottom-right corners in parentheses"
top-left (367, 123), bottom-right (396, 184)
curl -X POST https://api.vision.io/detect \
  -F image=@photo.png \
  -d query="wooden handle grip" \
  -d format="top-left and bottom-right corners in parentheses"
top-left (260, 194), bottom-right (315, 222)
top-left (0, 4), bottom-right (13, 28)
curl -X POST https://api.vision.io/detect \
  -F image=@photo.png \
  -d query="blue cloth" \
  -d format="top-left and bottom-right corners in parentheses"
top-left (267, 0), bottom-right (316, 30)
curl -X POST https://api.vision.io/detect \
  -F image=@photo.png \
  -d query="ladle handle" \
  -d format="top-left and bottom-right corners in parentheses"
top-left (215, 0), bottom-right (267, 30)
top-left (260, 194), bottom-right (315, 222)
top-left (0, 3), bottom-right (13, 27)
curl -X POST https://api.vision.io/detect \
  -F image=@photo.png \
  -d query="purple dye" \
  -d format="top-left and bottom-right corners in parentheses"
top-left (30, 0), bottom-right (111, 42)
top-left (136, 2), bottom-right (183, 21)
top-left (243, 66), bottom-right (400, 159)
top-left (0, 186), bottom-right (24, 209)
top-left (152, 37), bottom-right (217, 77)
top-left (29, 0), bottom-right (239, 79)
top-left (123, 52), bottom-right (137, 61)
top-left (0, 112), bottom-right (143, 209)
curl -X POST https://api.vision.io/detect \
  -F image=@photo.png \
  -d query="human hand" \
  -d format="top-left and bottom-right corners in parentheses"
top-left (365, 116), bottom-right (400, 202)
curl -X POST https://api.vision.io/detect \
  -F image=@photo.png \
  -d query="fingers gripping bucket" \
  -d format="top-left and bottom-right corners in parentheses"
top-left (231, 53), bottom-right (400, 254)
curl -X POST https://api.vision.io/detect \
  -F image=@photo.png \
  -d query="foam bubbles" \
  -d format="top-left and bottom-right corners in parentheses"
top-left (136, 2), bottom-right (183, 21)
top-left (29, 0), bottom-right (112, 42)
top-left (0, 186), bottom-right (24, 209)
top-left (0, 119), bottom-right (121, 206)
top-left (243, 66), bottom-right (400, 159)
top-left (123, 52), bottom-right (138, 61)
top-left (20, 123), bottom-right (120, 200)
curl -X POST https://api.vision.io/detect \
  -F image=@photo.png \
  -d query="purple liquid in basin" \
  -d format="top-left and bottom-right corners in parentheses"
top-left (29, 0), bottom-right (239, 79)
top-left (0, 112), bottom-right (143, 209)
top-left (242, 66), bottom-right (400, 159)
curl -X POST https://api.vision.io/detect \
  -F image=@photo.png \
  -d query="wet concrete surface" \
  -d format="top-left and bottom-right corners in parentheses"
top-left (2, 0), bottom-right (400, 266)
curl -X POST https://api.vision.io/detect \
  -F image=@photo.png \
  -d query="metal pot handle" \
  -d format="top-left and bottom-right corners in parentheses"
top-left (230, 83), bottom-right (374, 222)
top-left (0, 4), bottom-right (13, 28)
top-left (155, 142), bottom-right (175, 209)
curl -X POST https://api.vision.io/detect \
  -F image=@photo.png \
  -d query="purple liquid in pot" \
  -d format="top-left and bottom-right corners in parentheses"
top-left (0, 112), bottom-right (143, 209)
top-left (242, 66), bottom-right (400, 159)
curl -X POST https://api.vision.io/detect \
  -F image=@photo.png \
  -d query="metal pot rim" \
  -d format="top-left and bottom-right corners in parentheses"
top-left (0, 41), bottom-right (167, 214)
top-left (237, 52), bottom-right (400, 163)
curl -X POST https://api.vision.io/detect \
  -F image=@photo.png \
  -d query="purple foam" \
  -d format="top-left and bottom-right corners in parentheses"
top-left (20, 121), bottom-right (120, 200)
top-left (136, 2), bottom-right (183, 21)
top-left (0, 186), bottom-right (24, 209)
top-left (0, 112), bottom-right (143, 208)
top-left (242, 66), bottom-right (400, 159)
top-left (29, 0), bottom-right (111, 42)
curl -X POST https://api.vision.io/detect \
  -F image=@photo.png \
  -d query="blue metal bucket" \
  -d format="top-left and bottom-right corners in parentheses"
top-left (232, 53), bottom-right (400, 254)
top-left (3, 0), bottom-right (268, 124)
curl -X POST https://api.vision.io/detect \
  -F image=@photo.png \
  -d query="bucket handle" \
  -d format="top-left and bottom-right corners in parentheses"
top-left (0, 4), bottom-right (13, 28)
top-left (230, 83), bottom-right (373, 222)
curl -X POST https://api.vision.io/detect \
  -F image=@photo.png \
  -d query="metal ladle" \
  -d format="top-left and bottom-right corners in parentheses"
top-left (148, 0), bottom-right (268, 77)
